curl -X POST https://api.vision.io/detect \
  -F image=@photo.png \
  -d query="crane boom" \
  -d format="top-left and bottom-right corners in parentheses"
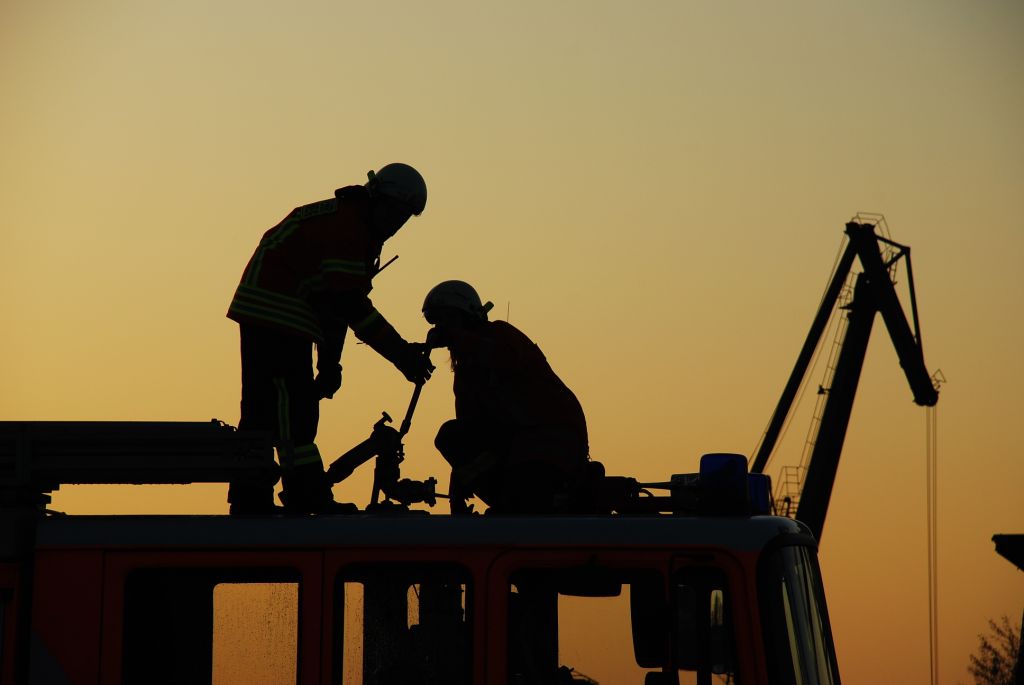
top-left (849, 224), bottom-right (937, 406)
top-left (750, 241), bottom-right (858, 475)
top-left (752, 221), bottom-right (938, 542)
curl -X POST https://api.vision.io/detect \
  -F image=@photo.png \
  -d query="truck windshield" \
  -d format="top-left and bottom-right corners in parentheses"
top-left (759, 545), bottom-right (840, 685)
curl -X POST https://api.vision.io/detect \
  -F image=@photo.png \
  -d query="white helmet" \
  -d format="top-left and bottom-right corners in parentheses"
top-left (366, 163), bottom-right (427, 215)
top-left (423, 281), bottom-right (494, 323)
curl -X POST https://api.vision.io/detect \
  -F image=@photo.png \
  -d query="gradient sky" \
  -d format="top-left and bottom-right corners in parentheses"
top-left (2, 1), bottom-right (1022, 683)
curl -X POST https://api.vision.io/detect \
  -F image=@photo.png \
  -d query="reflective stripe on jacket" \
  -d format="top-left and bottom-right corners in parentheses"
top-left (227, 187), bottom-right (379, 343)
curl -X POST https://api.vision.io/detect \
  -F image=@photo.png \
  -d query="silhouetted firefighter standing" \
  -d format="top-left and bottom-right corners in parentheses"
top-left (227, 163), bottom-right (434, 514)
top-left (423, 281), bottom-right (590, 514)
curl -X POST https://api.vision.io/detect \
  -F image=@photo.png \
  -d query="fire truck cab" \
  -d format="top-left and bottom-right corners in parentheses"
top-left (1, 422), bottom-right (842, 685)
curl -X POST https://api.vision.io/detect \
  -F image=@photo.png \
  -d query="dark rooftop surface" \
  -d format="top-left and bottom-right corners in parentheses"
top-left (993, 534), bottom-right (1024, 571)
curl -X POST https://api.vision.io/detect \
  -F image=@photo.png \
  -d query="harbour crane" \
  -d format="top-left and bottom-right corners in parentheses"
top-left (751, 218), bottom-right (939, 542)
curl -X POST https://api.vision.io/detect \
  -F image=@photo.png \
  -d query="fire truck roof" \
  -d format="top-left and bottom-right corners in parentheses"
top-left (34, 513), bottom-right (809, 552)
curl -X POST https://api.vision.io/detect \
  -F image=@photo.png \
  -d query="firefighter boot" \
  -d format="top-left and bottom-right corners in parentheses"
top-left (280, 465), bottom-right (357, 515)
top-left (228, 478), bottom-right (280, 515)
top-left (448, 473), bottom-right (475, 516)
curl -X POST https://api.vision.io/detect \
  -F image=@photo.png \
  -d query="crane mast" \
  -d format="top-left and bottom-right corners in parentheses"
top-left (751, 220), bottom-right (938, 542)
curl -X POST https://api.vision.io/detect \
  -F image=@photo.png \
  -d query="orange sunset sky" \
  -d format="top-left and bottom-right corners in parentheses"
top-left (2, 1), bottom-right (1022, 683)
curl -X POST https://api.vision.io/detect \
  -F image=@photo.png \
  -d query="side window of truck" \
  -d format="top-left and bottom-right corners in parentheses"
top-left (504, 565), bottom-right (740, 685)
top-left (122, 568), bottom-right (300, 685)
top-left (759, 545), bottom-right (839, 685)
top-left (334, 564), bottom-right (471, 685)
top-left (507, 567), bottom-right (663, 684)
top-left (672, 567), bottom-right (739, 684)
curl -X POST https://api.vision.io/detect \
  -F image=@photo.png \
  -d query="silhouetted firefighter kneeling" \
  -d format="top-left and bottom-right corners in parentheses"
top-left (422, 281), bottom-right (591, 514)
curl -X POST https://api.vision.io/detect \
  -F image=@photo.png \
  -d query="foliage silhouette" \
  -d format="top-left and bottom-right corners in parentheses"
top-left (967, 614), bottom-right (1022, 685)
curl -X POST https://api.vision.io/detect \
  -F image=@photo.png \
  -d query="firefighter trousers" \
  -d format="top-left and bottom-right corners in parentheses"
top-left (230, 324), bottom-right (326, 513)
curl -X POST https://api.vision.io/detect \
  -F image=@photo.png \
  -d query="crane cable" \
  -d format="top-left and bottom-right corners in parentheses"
top-left (926, 404), bottom-right (939, 685)
top-left (752, 235), bottom-right (850, 476)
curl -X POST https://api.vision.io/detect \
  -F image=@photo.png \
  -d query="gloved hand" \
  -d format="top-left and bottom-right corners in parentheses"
top-left (394, 342), bottom-right (434, 384)
top-left (314, 363), bottom-right (342, 399)
top-left (424, 326), bottom-right (451, 350)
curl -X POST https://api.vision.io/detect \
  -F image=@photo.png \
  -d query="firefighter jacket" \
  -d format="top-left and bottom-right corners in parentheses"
top-left (227, 186), bottom-right (405, 362)
top-left (450, 320), bottom-right (589, 455)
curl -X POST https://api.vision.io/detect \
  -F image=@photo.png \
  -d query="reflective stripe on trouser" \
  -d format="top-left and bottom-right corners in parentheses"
top-left (293, 443), bottom-right (323, 468)
top-left (273, 377), bottom-right (323, 470)
top-left (274, 377), bottom-right (292, 442)
top-left (232, 325), bottom-right (321, 509)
